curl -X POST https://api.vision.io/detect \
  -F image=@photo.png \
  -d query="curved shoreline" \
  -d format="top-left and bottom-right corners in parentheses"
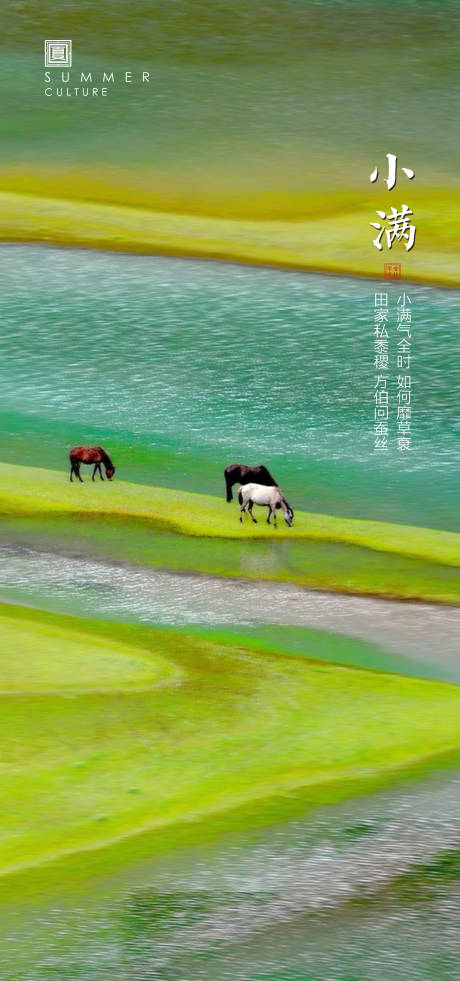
top-left (1, 191), bottom-right (460, 289)
top-left (1, 464), bottom-right (459, 567)
top-left (2, 548), bottom-right (460, 678)
top-left (1, 463), bottom-right (459, 606)
top-left (3, 234), bottom-right (460, 292)
top-left (1, 600), bottom-right (460, 899)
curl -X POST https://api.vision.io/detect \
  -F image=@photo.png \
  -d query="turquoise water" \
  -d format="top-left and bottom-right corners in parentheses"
top-left (0, 245), bottom-right (458, 529)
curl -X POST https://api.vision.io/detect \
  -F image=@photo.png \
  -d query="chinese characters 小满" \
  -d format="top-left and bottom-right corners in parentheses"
top-left (369, 154), bottom-right (416, 252)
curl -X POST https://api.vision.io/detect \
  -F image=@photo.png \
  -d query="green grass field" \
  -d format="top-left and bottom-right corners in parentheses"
top-left (1, 601), bottom-right (460, 887)
top-left (1, 462), bottom-right (459, 564)
top-left (1, 462), bottom-right (459, 604)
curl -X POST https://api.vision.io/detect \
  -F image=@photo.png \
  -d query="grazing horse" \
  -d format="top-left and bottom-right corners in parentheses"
top-left (224, 463), bottom-right (278, 503)
top-left (238, 483), bottom-right (294, 528)
top-left (69, 445), bottom-right (116, 483)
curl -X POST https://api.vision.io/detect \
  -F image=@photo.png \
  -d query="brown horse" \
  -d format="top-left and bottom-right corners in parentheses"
top-left (69, 445), bottom-right (115, 482)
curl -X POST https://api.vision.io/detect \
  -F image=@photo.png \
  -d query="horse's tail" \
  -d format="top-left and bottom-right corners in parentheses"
top-left (237, 487), bottom-right (243, 506)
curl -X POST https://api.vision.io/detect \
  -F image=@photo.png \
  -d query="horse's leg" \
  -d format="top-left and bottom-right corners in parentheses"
top-left (273, 507), bottom-right (278, 528)
top-left (99, 463), bottom-right (104, 480)
top-left (225, 476), bottom-right (234, 502)
top-left (266, 506), bottom-right (272, 525)
top-left (92, 464), bottom-right (97, 482)
top-left (77, 463), bottom-right (83, 483)
top-left (70, 461), bottom-right (74, 482)
top-left (239, 503), bottom-right (248, 524)
top-left (248, 501), bottom-right (257, 524)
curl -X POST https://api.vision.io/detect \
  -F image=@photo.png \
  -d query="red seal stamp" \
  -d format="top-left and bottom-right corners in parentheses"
top-left (384, 263), bottom-right (401, 280)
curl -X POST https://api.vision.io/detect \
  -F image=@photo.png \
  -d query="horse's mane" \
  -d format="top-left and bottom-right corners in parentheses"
top-left (99, 447), bottom-right (114, 469)
top-left (257, 465), bottom-right (278, 486)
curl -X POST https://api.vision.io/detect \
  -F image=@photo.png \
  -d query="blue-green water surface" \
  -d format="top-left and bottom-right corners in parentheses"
top-left (0, 245), bottom-right (458, 529)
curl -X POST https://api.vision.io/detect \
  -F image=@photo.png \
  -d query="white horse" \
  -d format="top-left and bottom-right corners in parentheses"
top-left (238, 483), bottom-right (294, 527)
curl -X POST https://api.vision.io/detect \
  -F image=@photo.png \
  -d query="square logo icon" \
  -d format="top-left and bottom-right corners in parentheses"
top-left (45, 40), bottom-right (72, 68)
top-left (384, 262), bottom-right (401, 280)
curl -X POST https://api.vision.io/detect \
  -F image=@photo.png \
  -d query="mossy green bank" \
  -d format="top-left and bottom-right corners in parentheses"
top-left (1, 463), bottom-right (459, 603)
top-left (1, 602), bottom-right (460, 889)
top-left (1, 189), bottom-right (460, 288)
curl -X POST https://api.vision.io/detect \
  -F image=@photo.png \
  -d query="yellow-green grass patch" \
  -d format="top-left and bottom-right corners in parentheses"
top-left (1, 187), bottom-right (460, 287)
top-left (1, 602), bottom-right (460, 883)
top-left (0, 462), bottom-right (459, 568)
top-left (0, 615), bottom-right (180, 694)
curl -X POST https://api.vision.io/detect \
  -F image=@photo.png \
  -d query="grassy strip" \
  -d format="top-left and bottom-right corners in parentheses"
top-left (0, 462), bottom-right (459, 567)
top-left (3, 512), bottom-right (460, 605)
top-left (1, 601), bottom-right (460, 887)
top-left (1, 188), bottom-right (460, 287)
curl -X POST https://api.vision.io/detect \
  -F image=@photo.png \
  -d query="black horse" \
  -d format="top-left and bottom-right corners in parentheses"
top-left (224, 463), bottom-right (278, 503)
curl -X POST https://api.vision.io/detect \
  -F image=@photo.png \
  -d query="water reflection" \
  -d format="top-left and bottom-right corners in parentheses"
top-left (0, 545), bottom-right (459, 680)
top-left (2, 767), bottom-right (460, 980)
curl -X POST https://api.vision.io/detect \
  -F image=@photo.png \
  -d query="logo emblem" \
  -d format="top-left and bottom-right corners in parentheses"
top-left (45, 40), bottom-right (72, 68)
